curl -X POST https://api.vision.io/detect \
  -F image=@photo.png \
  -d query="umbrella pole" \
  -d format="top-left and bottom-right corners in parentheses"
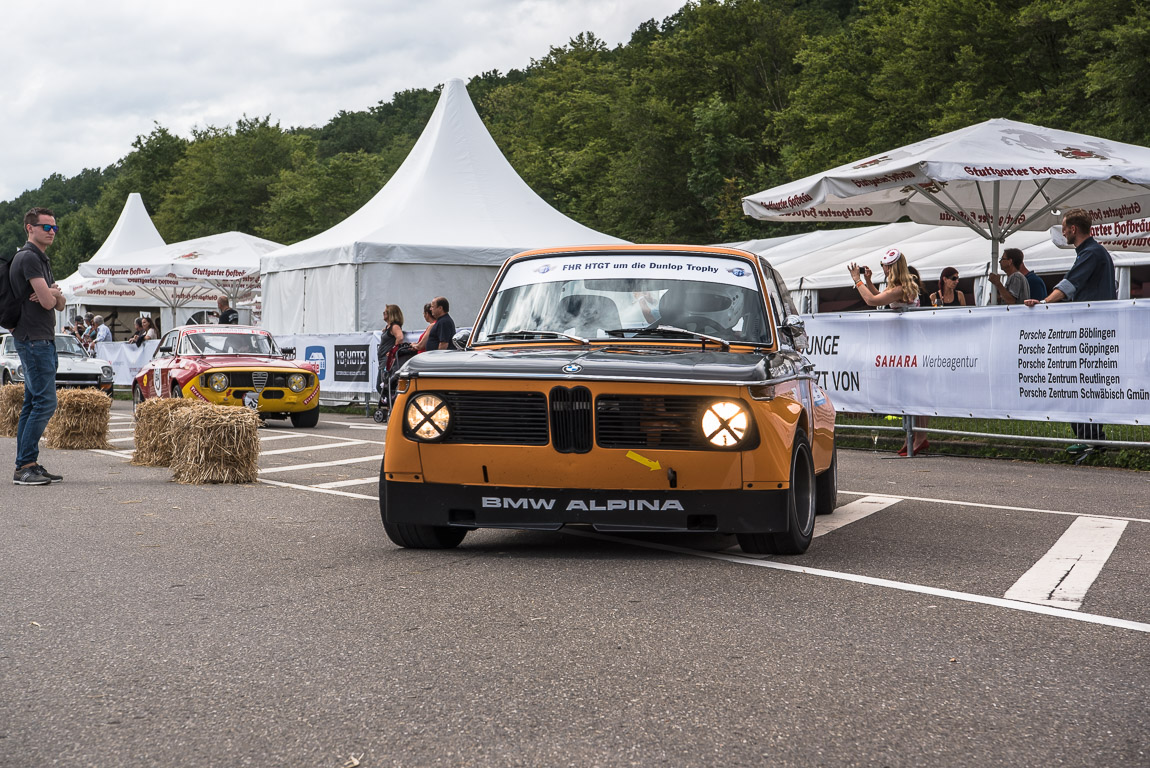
top-left (981, 182), bottom-right (1002, 306)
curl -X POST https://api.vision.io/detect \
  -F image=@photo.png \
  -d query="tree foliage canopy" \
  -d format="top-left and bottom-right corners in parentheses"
top-left (4, 0), bottom-right (1146, 279)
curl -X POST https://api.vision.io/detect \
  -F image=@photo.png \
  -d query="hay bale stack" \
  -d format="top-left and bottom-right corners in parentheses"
top-left (131, 398), bottom-right (208, 467)
top-left (0, 384), bottom-right (24, 437)
top-left (169, 404), bottom-right (261, 484)
top-left (43, 388), bottom-right (113, 449)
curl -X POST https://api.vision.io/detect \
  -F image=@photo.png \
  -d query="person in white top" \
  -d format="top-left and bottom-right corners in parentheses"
top-left (848, 248), bottom-right (921, 309)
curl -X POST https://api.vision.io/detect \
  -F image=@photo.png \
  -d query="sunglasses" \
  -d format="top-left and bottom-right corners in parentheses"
top-left (947, 274), bottom-right (960, 281)
top-left (37, 224), bottom-right (59, 233)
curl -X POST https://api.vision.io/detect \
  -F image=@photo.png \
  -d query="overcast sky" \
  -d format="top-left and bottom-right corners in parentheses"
top-left (1, 0), bottom-right (685, 203)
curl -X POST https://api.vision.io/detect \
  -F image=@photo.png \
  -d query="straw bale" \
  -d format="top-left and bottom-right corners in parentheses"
top-left (169, 404), bottom-right (261, 484)
top-left (0, 384), bottom-right (23, 437)
top-left (43, 388), bottom-right (113, 449)
top-left (131, 398), bottom-right (209, 467)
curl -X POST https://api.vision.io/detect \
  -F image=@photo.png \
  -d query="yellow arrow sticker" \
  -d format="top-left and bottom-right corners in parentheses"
top-left (626, 451), bottom-right (662, 471)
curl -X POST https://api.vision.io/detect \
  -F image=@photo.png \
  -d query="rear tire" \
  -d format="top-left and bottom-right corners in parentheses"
top-left (290, 405), bottom-right (320, 428)
top-left (378, 466), bottom-right (468, 549)
top-left (815, 445), bottom-right (838, 516)
top-left (737, 428), bottom-right (816, 556)
top-left (132, 384), bottom-right (144, 413)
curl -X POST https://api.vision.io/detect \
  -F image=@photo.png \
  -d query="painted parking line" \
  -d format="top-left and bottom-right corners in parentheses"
top-left (839, 490), bottom-right (1149, 525)
top-left (345, 424), bottom-right (388, 431)
top-left (108, 437), bottom-right (135, 444)
top-left (257, 454), bottom-right (383, 475)
top-left (1004, 517), bottom-right (1129, 610)
top-left (815, 495), bottom-right (901, 538)
top-left (567, 529), bottom-right (1150, 635)
top-left (260, 440), bottom-right (371, 456)
top-left (258, 477), bottom-right (379, 501)
top-left (272, 429), bottom-right (387, 446)
top-left (313, 477), bottom-right (379, 489)
top-left (259, 433), bottom-right (312, 442)
top-left (89, 449), bottom-right (134, 459)
top-left (108, 427), bottom-right (135, 433)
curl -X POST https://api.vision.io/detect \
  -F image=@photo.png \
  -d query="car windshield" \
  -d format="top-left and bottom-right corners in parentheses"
top-left (179, 332), bottom-right (278, 356)
top-left (55, 335), bottom-right (87, 357)
top-left (473, 253), bottom-right (772, 346)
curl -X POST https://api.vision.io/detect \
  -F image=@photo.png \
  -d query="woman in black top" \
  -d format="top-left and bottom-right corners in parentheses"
top-left (930, 267), bottom-right (966, 307)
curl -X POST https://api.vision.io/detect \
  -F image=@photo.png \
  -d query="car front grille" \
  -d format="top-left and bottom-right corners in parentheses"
top-left (222, 371), bottom-right (305, 389)
top-left (56, 373), bottom-right (102, 384)
top-left (423, 389), bottom-right (727, 451)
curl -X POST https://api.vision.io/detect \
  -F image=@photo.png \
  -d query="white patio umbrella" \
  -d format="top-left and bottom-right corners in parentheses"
top-left (742, 118), bottom-right (1150, 303)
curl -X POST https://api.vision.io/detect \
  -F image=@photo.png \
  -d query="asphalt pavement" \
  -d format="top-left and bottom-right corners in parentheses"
top-left (1, 400), bottom-right (1148, 767)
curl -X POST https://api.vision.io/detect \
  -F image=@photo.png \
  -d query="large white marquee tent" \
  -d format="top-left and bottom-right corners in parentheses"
top-left (260, 78), bottom-right (627, 335)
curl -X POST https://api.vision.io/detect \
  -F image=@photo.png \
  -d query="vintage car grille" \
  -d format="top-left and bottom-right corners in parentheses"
top-left (596, 395), bottom-right (710, 450)
top-left (56, 372), bottom-right (102, 385)
top-left (440, 391), bottom-right (549, 445)
top-left (225, 371), bottom-right (303, 389)
top-left (550, 386), bottom-right (593, 453)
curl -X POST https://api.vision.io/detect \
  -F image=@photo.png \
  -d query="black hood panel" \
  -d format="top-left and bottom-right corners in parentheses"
top-left (402, 346), bottom-right (783, 384)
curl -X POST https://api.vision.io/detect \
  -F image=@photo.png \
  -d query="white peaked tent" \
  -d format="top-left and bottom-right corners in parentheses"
top-left (79, 232), bottom-right (282, 329)
top-left (260, 78), bottom-right (627, 334)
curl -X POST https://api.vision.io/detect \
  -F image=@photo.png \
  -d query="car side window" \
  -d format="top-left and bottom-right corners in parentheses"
top-left (156, 331), bottom-right (178, 359)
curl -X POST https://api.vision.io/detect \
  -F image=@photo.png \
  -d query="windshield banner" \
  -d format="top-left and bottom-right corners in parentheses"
top-left (97, 340), bottom-right (161, 385)
top-left (802, 300), bottom-right (1149, 425)
top-left (499, 254), bottom-right (762, 292)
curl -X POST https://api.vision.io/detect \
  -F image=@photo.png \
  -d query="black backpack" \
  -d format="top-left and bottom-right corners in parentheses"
top-left (0, 247), bottom-right (29, 331)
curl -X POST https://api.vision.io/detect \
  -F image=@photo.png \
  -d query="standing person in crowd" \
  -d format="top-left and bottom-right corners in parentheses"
top-left (906, 266), bottom-right (928, 308)
top-left (988, 248), bottom-right (1030, 304)
top-left (1016, 250), bottom-right (1046, 303)
top-left (1024, 208), bottom-right (1118, 453)
top-left (930, 267), bottom-right (966, 307)
top-left (423, 296), bottom-right (457, 351)
top-left (377, 304), bottom-right (405, 408)
top-left (126, 317), bottom-right (145, 346)
top-left (849, 249), bottom-right (928, 455)
top-left (91, 315), bottom-right (112, 345)
top-left (215, 296), bottom-right (239, 324)
top-left (9, 207), bottom-right (65, 486)
top-left (80, 312), bottom-right (96, 351)
top-left (413, 303), bottom-right (436, 352)
top-left (140, 315), bottom-right (157, 340)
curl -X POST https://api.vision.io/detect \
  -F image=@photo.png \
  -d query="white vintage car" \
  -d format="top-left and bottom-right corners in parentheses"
top-left (0, 333), bottom-right (115, 394)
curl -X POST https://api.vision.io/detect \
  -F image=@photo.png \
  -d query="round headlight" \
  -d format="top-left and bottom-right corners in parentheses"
top-left (101, 366), bottom-right (114, 380)
top-left (209, 372), bottom-right (229, 392)
top-left (405, 393), bottom-right (451, 441)
top-left (287, 373), bottom-right (307, 392)
top-left (701, 401), bottom-right (749, 447)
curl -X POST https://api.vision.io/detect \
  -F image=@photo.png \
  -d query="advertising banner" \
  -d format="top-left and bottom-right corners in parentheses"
top-left (802, 300), bottom-right (1149, 425)
top-left (277, 333), bottom-right (381, 394)
top-left (96, 340), bottom-right (161, 385)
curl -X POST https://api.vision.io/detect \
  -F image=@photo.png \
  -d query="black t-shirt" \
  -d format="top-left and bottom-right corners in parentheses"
top-left (219, 308), bottom-right (240, 324)
top-left (10, 243), bottom-right (56, 341)
top-left (426, 313), bottom-right (456, 350)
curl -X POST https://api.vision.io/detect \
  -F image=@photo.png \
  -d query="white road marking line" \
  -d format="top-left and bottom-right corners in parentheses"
top-left (271, 429), bottom-right (387, 446)
top-left (313, 477), bottom-right (379, 489)
top-left (814, 495), bottom-right (902, 538)
top-left (108, 437), bottom-right (136, 444)
top-left (257, 454), bottom-right (383, 474)
top-left (259, 433), bottom-right (311, 442)
top-left (89, 449), bottom-right (134, 459)
top-left (108, 428), bottom-right (135, 433)
top-left (345, 424), bottom-right (388, 431)
top-left (1004, 517), bottom-right (1129, 610)
top-left (840, 490), bottom-right (1149, 525)
top-left (259, 440), bottom-right (371, 456)
top-left (566, 530), bottom-right (1150, 635)
top-left (259, 478), bottom-right (379, 500)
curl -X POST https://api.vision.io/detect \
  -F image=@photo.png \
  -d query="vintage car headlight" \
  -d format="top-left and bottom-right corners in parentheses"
top-left (209, 373), bottom-right (229, 392)
top-left (406, 393), bottom-right (451, 441)
top-left (701, 401), bottom-right (750, 447)
top-left (287, 373), bottom-right (307, 392)
top-left (100, 366), bottom-right (115, 381)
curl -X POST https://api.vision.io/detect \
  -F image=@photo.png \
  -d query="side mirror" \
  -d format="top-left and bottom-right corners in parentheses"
top-left (781, 314), bottom-right (808, 352)
top-left (280, 346), bottom-right (296, 358)
top-left (158, 345), bottom-right (173, 354)
top-left (451, 329), bottom-right (471, 350)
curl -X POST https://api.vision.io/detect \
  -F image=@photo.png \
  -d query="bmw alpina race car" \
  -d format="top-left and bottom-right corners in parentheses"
top-left (1, 332), bottom-right (115, 393)
top-left (379, 245), bottom-right (837, 555)
top-left (133, 325), bottom-right (321, 427)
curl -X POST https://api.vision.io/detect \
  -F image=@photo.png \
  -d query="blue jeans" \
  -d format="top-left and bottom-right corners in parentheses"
top-left (14, 338), bottom-right (58, 468)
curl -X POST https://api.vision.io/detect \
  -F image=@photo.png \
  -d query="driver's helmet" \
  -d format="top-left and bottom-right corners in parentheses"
top-left (659, 283), bottom-right (745, 331)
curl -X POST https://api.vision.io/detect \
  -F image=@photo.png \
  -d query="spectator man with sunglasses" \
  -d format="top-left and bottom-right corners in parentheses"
top-left (9, 207), bottom-right (66, 485)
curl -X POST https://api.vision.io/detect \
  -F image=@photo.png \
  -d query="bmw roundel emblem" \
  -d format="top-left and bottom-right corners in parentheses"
top-left (563, 363), bottom-right (582, 373)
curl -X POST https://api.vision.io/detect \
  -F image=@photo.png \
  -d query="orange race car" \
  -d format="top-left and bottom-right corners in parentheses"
top-left (379, 245), bottom-right (837, 555)
top-left (133, 325), bottom-right (321, 427)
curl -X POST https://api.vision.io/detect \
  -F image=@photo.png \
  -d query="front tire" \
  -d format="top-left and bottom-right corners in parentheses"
top-left (378, 466), bottom-right (468, 549)
top-left (815, 444), bottom-right (838, 516)
top-left (737, 428), bottom-right (816, 555)
top-left (132, 384), bottom-right (144, 413)
top-left (290, 405), bottom-right (320, 428)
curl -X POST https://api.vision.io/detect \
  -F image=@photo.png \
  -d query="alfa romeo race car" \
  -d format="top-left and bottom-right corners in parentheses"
top-left (132, 325), bottom-right (321, 427)
top-left (379, 245), bottom-right (837, 555)
top-left (1, 333), bottom-right (115, 394)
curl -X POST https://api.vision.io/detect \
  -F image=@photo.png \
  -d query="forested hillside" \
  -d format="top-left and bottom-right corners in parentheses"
top-left (3, 0), bottom-right (1147, 280)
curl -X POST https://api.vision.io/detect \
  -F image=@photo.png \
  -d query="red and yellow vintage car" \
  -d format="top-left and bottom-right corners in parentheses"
top-left (133, 325), bottom-right (321, 427)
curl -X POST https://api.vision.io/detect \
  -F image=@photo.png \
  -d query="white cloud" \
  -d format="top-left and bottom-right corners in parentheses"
top-left (1, 0), bottom-right (683, 202)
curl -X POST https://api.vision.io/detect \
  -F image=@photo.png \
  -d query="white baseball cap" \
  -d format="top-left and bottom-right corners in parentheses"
top-left (880, 248), bottom-right (903, 265)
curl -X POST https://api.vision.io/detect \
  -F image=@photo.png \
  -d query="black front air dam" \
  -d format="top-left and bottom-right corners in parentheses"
top-left (383, 480), bottom-right (790, 534)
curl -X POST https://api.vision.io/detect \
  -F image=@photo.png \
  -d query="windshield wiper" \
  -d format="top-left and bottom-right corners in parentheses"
top-left (485, 329), bottom-right (590, 344)
top-left (604, 325), bottom-right (731, 351)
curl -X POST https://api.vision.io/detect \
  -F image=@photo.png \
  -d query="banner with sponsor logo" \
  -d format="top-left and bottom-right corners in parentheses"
top-left (96, 340), bottom-right (161, 385)
top-left (802, 300), bottom-right (1149, 425)
top-left (277, 333), bottom-right (381, 394)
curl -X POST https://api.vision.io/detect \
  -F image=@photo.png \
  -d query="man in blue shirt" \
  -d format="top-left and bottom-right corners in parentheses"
top-left (1024, 208), bottom-right (1117, 454)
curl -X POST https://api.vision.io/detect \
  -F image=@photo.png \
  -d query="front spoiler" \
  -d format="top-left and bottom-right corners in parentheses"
top-left (383, 479), bottom-right (790, 534)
